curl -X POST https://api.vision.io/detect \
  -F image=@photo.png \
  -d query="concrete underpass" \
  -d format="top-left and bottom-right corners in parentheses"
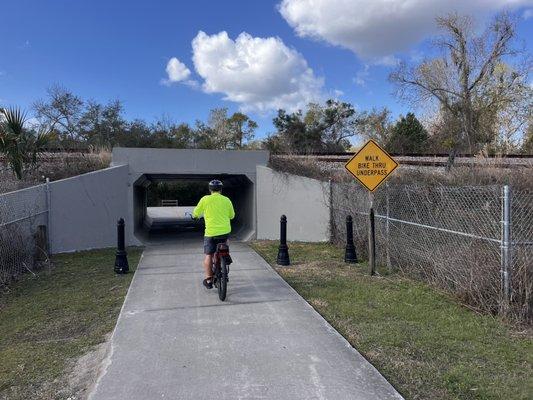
top-left (133, 173), bottom-right (254, 243)
top-left (110, 147), bottom-right (269, 247)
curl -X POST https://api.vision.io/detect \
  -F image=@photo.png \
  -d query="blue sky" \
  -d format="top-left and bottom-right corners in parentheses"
top-left (1, 0), bottom-right (532, 139)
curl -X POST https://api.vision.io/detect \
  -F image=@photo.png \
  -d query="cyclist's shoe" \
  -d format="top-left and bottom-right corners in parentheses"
top-left (203, 278), bottom-right (213, 289)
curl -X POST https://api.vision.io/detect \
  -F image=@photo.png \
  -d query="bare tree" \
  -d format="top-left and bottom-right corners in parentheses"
top-left (390, 12), bottom-right (531, 167)
top-left (33, 85), bottom-right (83, 138)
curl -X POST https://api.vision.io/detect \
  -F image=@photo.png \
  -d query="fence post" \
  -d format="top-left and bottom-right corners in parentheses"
top-left (45, 178), bottom-right (52, 255)
top-left (328, 179), bottom-right (334, 242)
top-left (114, 218), bottom-right (129, 274)
top-left (344, 215), bottom-right (357, 263)
top-left (276, 215), bottom-right (290, 266)
top-left (368, 193), bottom-right (376, 276)
top-left (500, 185), bottom-right (511, 313)
top-left (385, 183), bottom-right (391, 272)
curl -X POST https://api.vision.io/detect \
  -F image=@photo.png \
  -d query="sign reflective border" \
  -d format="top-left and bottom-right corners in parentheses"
top-left (344, 139), bottom-right (399, 192)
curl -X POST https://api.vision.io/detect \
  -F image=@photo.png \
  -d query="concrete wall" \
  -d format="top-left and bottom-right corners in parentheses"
top-left (112, 147), bottom-right (269, 178)
top-left (49, 165), bottom-right (129, 253)
top-left (256, 166), bottom-right (330, 242)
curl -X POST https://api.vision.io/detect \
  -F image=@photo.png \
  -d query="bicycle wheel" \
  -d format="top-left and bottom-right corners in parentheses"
top-left (218, 257), bottom-right (227, 301)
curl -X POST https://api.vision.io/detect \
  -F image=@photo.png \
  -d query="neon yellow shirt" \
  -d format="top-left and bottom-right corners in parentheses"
top-left (193, 192), bottom-right (235, 237)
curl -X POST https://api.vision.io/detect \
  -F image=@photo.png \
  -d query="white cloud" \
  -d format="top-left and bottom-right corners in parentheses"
top-left (353, 65), bottom-right (370, 87)
top-left (191, 31), bottom-right (324, 112)
top-left (279, 0), bottom-right (532, 61)
top-left (164, 57), bottom-right (192, 84)
top-left (523, 8), bottom-right (533, 18)
top-left (332, 89), bottom-right (344, 98)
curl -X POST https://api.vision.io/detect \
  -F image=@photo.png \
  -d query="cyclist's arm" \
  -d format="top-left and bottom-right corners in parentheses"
top-left (192, 197), bottom-right (205, 219)
top-left (228, 200), bottom-right (235, 220)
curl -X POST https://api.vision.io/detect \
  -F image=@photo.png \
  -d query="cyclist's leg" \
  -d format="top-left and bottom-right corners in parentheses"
top-left (203, 237), bottom-right (216, 287)
top-left (203, 254), bottom-right (213, 279)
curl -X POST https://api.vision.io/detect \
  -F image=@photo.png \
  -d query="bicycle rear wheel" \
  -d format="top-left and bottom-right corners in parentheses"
top-left (218, 257), bottom-right (227, 301)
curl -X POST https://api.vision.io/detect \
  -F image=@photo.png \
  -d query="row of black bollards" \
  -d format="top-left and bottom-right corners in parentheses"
top-left (113, 215), bottom-right (361, 272)
top-left (114, 218), bottom-right (129, 274)
top-left (276, 214), bottom-right (360, 267)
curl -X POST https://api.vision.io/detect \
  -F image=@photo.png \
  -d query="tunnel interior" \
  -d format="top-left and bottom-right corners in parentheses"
top-left (133, 174), bottom-right (254, 243)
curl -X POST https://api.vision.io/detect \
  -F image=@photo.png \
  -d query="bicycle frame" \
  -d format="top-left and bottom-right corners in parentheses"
top-left (212, 243), bottom-right (231, 301)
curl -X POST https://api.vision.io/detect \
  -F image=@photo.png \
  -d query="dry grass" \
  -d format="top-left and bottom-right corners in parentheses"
top-left (0, 149), bottom-right (111, 194)
top-left (269, 154), bottom-right (533, 190)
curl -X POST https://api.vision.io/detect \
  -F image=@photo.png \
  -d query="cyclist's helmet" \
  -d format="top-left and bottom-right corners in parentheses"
top-left (208, 179), bottom-right (223, 192)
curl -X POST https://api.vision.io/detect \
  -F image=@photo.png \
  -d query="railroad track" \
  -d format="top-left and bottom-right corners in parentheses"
top-left (274, 154), bottom-right (533, 168)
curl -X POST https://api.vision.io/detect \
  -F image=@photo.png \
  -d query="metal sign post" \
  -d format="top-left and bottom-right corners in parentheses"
top-left (344, 140), bottom-right (399, 275)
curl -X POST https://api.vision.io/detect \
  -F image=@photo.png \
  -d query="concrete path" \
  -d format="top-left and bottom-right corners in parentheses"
top-left (89, 239), bottom-right (402, 400)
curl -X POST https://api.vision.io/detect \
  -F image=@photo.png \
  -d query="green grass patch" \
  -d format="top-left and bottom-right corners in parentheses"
top-left (251, 241), bottom-right (533, 400)
top-left (0, 247), bottom-right (142, 399)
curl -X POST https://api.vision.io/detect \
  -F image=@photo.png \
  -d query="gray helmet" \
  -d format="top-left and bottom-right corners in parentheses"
top-left (208, 179), bottom-right (223, 191)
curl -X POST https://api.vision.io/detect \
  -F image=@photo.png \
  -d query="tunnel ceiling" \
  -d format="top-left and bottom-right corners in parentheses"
top-left (135, 173), bottom-right (252, 187)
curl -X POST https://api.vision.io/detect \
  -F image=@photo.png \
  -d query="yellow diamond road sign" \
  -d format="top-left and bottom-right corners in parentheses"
top-left (345, 140), bottom-right (399, 191)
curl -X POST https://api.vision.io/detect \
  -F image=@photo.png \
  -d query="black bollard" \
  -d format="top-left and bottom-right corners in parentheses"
top-left (114, 218), bottom-right (129, 274)
top-left (344, 215), bottom-right (357, 263)
top-left (276, 215), bottom-right (290, 266)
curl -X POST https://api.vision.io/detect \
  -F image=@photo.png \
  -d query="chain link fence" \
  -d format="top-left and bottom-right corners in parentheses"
top-left (331, 182), bottom-right (533, 323)
top-left (0, 184), bottom-right (50, 287)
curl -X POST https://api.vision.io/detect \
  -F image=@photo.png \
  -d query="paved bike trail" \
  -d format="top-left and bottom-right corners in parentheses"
top-left (89, 239), bottom-right (403, 400)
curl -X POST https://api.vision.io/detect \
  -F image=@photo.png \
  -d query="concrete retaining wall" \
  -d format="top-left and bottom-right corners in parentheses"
top-left (4, 150), bottom-right (334, 254)
top-left (49, 165), bottom-right (129, 253)
top-left (256, 166), bottom-right (330, 242)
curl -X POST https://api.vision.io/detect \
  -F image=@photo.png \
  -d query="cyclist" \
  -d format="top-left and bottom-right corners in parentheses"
top-left (192, 179), bottom-right (235, 289)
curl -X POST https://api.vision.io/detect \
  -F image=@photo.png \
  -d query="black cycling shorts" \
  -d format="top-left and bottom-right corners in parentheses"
top-left (203, 235), bottom-right (228, 255)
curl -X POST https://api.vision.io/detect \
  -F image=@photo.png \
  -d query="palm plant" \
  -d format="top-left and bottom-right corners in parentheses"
top-left (0, 107), bottom-right (55, 179)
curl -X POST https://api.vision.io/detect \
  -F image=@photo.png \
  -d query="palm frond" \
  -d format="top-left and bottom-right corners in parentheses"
top-left (1, 107), bottom-right (27, 136)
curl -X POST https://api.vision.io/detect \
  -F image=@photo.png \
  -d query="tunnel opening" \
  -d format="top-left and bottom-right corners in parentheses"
top-left (133, 174), bottom-right (254, 244)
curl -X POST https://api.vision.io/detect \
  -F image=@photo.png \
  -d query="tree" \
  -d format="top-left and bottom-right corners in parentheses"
top-left (227, 112), bottom-right (257, 148)
top-left (355, 107), bottom-right (393, 145)
top-left (33, 85), bottom-right (83, 139)
top-left (192, 109), bottom-right (258, 150)
top-left (0, 107), bottom-right (55, 179)
top-left (207, 108), bottom-right (235, 149)
top-left (521, 122), bottom-right (533, 154)
top-left (116, 119), bottom-right (152, 147)
top-left (171, 123), bottom-right (196, 149)
top-left (270, 100), bottom-right (360, 153)
top-left (78, 100), bottom-right (126, 146)
top-left (272, 108), bottom-right (322, 153)
top-left (390, 12), bottom-right (532, 167)
top-left (321, 99), bottom-right (358, 149)
top-left (386, 113), bottom-right (428, 154)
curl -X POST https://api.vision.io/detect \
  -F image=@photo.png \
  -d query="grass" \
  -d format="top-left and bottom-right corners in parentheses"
top-left (0, 247), bottom-right (142, 399)
top-left (251, 241), bottom-right (533, 400)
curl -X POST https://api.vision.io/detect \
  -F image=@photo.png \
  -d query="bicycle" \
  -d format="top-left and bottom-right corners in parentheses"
top-left (212, 242), bottom-right (232, 301)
